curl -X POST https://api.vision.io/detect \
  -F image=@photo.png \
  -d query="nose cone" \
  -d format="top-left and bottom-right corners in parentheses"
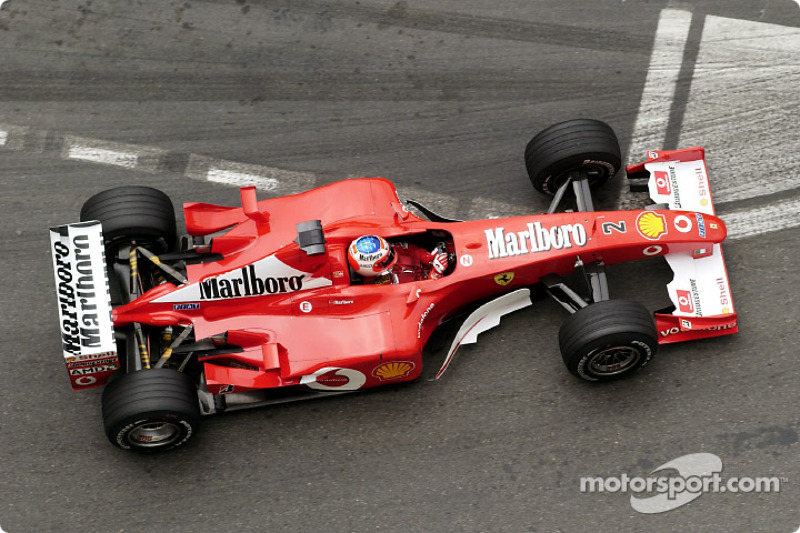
top-left (702, 213), bottom-right (728, 243)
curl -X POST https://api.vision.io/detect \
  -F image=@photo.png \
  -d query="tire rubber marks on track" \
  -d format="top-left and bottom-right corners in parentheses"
top-left (3, 10), bottom-right (798, 240)
top-left (0, 126), bottom-right (318, 196)
top-left (624, 9), bottom-right (800, 239)
top-left (722, 199), bottom-right (800, 241)
top-left (678, 14), bottom-right (800, 204)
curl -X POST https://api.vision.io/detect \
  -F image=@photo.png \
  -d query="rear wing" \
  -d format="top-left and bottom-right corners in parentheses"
top-left (50, 221), bottom-right (119, 389)
top-left (627, 148), bottom-right (738, 343)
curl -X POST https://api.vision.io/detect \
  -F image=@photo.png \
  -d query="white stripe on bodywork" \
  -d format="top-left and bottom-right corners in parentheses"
top-left (152, 254), bottom-right (332, 303)
top-left (433, 289), bottom-right (532, 380)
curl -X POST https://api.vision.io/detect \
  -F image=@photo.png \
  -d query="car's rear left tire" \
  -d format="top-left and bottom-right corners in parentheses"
top-left (102, 368), bottom-right (200, 452)
top-left (80, 186), bottom-right (177, 254)
top-left (559, 300), bottom-right (657, 382)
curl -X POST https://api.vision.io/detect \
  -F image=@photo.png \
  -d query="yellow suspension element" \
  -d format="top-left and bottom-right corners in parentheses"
top-left (159, 347), bottom-right (173, 366)
top-left (134, 323), bottom-right (150, 370)
top-left (136, 247), bottom-right (188, 284)
top-left (128, 243), bottom-right (139, 294)
top-left (155, 325), bottom-right (194, 369)
top-left (129, 247), bottom-right (139, 294)
top-left (161, 326), bottom-right (173, 353)
top-left (159, 326), bottom-right (174, 368)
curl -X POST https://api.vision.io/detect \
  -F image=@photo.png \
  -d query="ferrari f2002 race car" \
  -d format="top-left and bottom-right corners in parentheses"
top-left (50, 119), bottom-right (737, 452)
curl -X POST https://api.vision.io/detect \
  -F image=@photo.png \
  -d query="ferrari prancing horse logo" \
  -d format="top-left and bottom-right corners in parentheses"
top-left (494, 272), bottom-right (515, 286)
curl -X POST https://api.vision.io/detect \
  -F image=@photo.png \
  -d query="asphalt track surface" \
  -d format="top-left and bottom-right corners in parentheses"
top-left (1, 1), bottom-right (799, 532)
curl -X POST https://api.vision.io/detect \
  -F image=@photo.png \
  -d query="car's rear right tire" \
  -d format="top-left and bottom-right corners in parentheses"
top-left (102, 368), bottom-right (200, 452)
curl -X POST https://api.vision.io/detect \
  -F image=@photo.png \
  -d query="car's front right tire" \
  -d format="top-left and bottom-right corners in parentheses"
top-left (558, 300), bottom-right (657, 382)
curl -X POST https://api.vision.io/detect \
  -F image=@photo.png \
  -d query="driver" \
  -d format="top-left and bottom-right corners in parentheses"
top-left (348, 235), bottom-right (449, 284)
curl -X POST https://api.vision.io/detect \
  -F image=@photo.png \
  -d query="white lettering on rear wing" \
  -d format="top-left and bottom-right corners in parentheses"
top-left (644, 150), bottom-right (735, 319)
top-left (50, 221), bottom-right (118, 389)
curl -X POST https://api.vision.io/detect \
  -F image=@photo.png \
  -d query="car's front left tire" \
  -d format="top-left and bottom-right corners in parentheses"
top-left (525, 119), bottom-right (622, 195)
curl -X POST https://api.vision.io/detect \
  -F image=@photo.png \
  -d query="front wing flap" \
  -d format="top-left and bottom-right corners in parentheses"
top-left (628, 148), bottom-right (738, 343)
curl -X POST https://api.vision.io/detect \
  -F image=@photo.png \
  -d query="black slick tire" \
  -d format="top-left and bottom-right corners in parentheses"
top-left (80, 186), bottom-right (177, 253)
top-left (101, 368), bottom-right (200, 452)
top-left (525, 119), bottom-right (621, 195)
top-left (558, 300), bottom-right (657, 382)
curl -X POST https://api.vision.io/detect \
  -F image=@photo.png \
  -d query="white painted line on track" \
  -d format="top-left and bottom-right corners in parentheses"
top-left (619, 8), bottom-right (694, 211)
top-left (67, 144), bottom-right (138, 169)
top-left (207, 168), bottom-right (280, 192)
top-left (63, 136), bottom-right (167, 173)
top-left (626, 9), bottom-right (693, 166)
top-left (185, 154), bottom-right (317, 196)
top-left (0, 124), bottom-right (28, 151)
top-left (723, 197), bottom-right (800, 241)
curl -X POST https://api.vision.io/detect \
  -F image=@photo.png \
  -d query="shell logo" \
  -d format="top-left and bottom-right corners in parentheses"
top-left (636, 211), bottom-right (668, 240)
top-left (372, 361), bottom-right (416, 381)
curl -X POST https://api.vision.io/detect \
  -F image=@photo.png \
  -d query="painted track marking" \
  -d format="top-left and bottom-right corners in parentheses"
top-left (63, 136), bottom-right (167, 173)
top-left (66, 144), bottom-right (138, 169)
top-left (184, 154), bottom-right (317, 196)
top-left (626, 9), bottom-right (693, 165)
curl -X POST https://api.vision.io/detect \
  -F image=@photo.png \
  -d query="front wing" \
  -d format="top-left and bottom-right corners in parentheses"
top-left (628, 148), bottom-right (738, 343)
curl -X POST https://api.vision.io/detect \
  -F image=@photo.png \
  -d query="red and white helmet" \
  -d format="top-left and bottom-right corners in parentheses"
top-left (348, 235), bottom-right (397, 277)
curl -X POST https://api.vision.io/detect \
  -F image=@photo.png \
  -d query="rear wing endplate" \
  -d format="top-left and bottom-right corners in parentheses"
top-left (50, 221), bottom-right (119, 389)
top-left (627, 148), bottom-right (738, 343)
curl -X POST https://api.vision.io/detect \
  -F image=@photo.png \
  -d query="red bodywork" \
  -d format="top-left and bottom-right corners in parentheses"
top-left (111, 176), bottom-right (735, 395)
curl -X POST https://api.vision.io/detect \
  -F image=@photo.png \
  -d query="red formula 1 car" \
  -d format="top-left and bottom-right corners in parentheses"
top-left (49, 119), bottom-right (737, 452)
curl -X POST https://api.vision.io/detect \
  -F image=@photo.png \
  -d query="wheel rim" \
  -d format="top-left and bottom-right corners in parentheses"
top-left (127, 421), bottom-right (181, 448)
top-left (587, 345), bottom-right (641, 376)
